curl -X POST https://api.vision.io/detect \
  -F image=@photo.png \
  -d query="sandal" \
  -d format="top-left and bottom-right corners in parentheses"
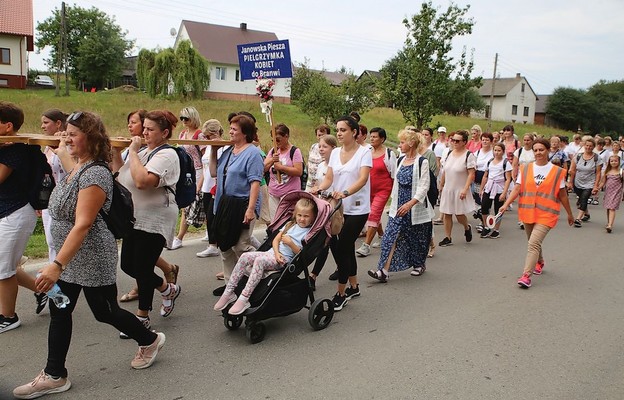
top-left (120, 289), bottom-right (139, 302)
top-left (215, 271), bottom-right (224, 280)
top-left (367, 269), bottom-right (388, 283)
top-left (410, 266), bottom-right (426, 276)
top-left (606, 226), bottom-right (612, 233)
top-left (165, 264), bottom-right (179, 284)
top-left (427, 242), bottom-right (435, 258)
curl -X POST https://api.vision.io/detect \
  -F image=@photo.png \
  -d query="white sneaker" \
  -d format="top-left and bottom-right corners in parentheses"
top-left (168, 237), bottom-right (183, 250)
top-left (356, 243), bottom-right (371, 257)
top-left (200, 234), bottom-right (210, 242)
top-left (196, 246), bottom-right (220, 258)
top-left (371, 241), bottom-right (381, 248)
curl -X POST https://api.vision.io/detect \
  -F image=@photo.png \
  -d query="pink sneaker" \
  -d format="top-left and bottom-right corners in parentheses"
top-left (533, 260), bottom-right (545, 275)
top-left (228, 297), bottom-right (251, 315)
top-left (13, 370), bottom-right (71, 399)
top-left (517, 273), bottom-right (532, 288)
top-left (131, 332), bottom-right (166, 369)
top-left (213, 292), bottom-right (237, 311)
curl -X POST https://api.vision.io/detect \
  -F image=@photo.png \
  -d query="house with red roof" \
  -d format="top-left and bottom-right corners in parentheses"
top-left (0, 0), bottom-right (34, 89)
top-left (174, 20), bottom-right (290, 103)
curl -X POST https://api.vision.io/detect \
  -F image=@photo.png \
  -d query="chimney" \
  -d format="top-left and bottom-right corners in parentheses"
top-left (240, 23), bottom-right (247, 31)
top-left (516, 73), bottom-right (521, 79)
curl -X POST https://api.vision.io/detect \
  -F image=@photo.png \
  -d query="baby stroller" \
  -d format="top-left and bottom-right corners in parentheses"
top-left (221, 190), bottom-right (341, 343)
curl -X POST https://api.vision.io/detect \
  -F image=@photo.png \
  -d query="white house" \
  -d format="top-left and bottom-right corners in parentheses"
top-left (0, 0), bottom-right (33, 89)
top-left (174, 20), bottom-right (290, 103)
top-left (472, 73), bottom-right (538, 124)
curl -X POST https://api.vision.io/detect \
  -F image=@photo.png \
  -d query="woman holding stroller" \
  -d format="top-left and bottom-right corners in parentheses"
top-left (368, 129), bottom-right (434, 282)
top-left (316, 115), bottom-right (371, 311)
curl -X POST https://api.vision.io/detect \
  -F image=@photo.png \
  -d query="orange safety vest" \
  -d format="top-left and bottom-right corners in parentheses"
top-left (518, 163), bottom-right (566, 228)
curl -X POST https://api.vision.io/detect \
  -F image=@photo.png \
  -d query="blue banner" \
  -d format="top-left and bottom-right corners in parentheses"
top-left (237, 39), bottom-right (292, 81)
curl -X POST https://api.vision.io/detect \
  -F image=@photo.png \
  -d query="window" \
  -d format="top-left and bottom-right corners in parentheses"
top-left (235, 69), bottom-right (241, 82)
top-left (0, 48), bottom-right (10, 64)
top-left (0, 79), bottom-right (7, 87)
top-left (523, 106), bottom-right (529, 117)
top-left (511, 105), bottom-right (518, 116)
top-left (521, 83), bottom-right (525, 93)
top-left (215, 67), bottom-right (226, 81)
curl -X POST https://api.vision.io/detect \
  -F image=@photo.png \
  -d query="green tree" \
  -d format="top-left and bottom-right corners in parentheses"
top-left (586, 80), bottom-right (624, 134)
top-left (380, 1), bottom-right (478, 128)
top-left (546, 87), bottom-right (594, 131)
top-left (36, 5), bottom-right (133, 88)
top-left (137, 41), bottom-right (210, 99)
top-left (291, 62), bottom-right (374, 123)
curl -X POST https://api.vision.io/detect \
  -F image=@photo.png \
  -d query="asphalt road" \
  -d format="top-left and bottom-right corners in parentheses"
top-left (2, 205), bottom-right (624, 400)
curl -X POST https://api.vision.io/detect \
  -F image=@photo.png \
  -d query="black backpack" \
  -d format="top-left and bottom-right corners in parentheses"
top-left (27, 145), bottom-right (56, 210)
top-left (79, 162), bottom-right (135, 239)
top-left (397, 155), bottom-right (438, 208)
top-left (289, 146), bottom-right (307, 190)
top-left (147, 144), bottom-right (196, 209)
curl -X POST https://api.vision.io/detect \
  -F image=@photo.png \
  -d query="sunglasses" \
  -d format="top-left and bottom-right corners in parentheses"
top-left (180, 116), bottom-right (190, 122)
top-left (450, 138), bottom-right (463, 143)
top-left (68, 111), bottom-right (83, 122)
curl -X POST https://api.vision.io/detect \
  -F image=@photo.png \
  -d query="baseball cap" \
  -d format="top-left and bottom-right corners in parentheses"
top-left (438, 126), bottom-right (447, 133)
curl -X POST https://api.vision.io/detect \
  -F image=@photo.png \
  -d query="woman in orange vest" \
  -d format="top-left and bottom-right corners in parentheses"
top-left (499, 138), bottom-right (574, 288)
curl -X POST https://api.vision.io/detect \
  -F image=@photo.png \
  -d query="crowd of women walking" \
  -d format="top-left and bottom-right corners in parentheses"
top-left (1, 100), bottom-right (622, 399)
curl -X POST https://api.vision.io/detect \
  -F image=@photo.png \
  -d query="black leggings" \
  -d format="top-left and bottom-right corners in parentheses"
top-left (481, 192), bottom-right (503, 216)
top-left (202, 192), bottom-right (216, 245)
top-left (120, 229), bottom-right (166, 312)
top-left (574, 186), bottom-right (592, 212)
top-left (311, 245), bottom-right (330, 277)
top-left (45, 280), bottom-right (157, 378)
top-left (330, 213), bottom-right (368, 285)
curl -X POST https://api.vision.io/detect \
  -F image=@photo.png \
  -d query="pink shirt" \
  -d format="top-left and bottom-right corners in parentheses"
top-left (267, 145), bottom-right (303, 198)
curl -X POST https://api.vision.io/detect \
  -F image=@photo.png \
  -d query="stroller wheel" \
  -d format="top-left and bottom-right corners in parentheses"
top-left (308, 299), bottom-right (334, 331)
top-left (223, 314), bottom-right (244, 330)
top-left (246, 321), bottom-right (266, 344)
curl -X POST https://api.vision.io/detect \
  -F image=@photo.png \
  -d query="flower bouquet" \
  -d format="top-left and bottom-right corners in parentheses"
top-left (256, 76), bottom-right (275, 117)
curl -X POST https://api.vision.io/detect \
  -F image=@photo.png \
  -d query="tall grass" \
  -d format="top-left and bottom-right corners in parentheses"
top-left (2, 87), bottom-right (572, 157)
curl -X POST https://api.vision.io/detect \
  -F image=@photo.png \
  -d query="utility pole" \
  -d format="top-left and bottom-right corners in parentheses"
top-left (55, 3), bottom-right (64, 96)
top-left (62, 2), bottom-right (69, 96)
top-left (487, 53), bottom-right (498, 132)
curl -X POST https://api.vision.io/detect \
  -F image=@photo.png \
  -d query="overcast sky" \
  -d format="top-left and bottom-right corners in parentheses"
top-left (31, 0), bottom-right (623, 94)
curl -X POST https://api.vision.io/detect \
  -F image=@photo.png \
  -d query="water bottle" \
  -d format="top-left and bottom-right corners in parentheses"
top-left (36, 273), bottom-right (70, 309)
top-left (47, 284), bottom-right (70, 308)
top-left (39, 174), bottom-right (53, 203)
top-left (185, 172), bottom-right (192, 186)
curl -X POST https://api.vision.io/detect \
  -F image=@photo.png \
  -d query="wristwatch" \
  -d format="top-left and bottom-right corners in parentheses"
top-left (53, 259), bottom-right (65, 271)
top-left (342, 190), bottom-right (349, 197)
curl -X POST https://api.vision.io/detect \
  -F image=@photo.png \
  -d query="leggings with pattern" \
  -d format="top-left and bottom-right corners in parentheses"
top-left (225, 250), bottom-right (282, 298)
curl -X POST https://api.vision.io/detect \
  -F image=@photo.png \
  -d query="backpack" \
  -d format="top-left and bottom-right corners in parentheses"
top-left (79, 162), bottom-right (135, 239)
top-left (289, 146), bottom-right (307, 190)
top-left (397, 155), bottom-right (438, 208)
top-left (147, 144), bottom-right (196, 209)
top-left (27, 145), bottom-right (56, 210)
top-left (576, 152), bottom-right (599, 165)
top-left (418, 157), bottom-right (439, 208)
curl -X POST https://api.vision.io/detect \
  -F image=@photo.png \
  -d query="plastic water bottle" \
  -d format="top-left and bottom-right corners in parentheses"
top-left (48, 284), bottom-right (70, 308)
top-left (39, 174), bottom-right (53, 203)
top-left (37, 273), bottom-right (70, 308)
top-left (185, 173), bottom-right (192, 186)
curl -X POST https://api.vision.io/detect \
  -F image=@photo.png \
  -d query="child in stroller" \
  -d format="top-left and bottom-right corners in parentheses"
top-left (214, 198), bottom-right (318, 315)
